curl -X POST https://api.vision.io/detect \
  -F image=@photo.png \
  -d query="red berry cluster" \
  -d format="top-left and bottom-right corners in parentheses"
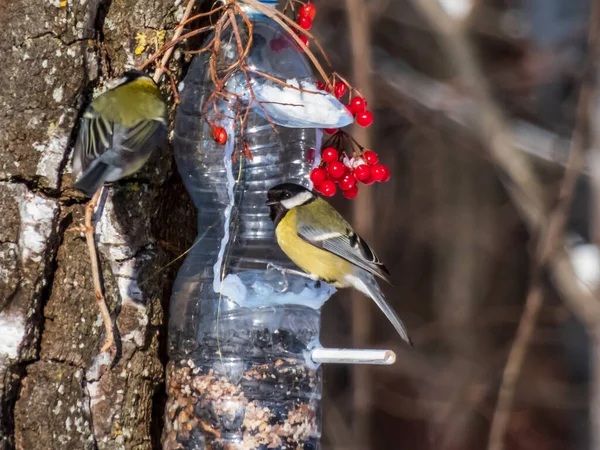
top-left (294, 3), bottom-right (315, 49)
top-left (347, 96), bottom-right (373, 127)
top-left (270, 2), bottom-right (315, 52)
top-left (297, 3), bottom-right (316, 30)
top-left (309, 147), bottom-right (390, 199)
top-left (316, 78), bottom-right (374, 133)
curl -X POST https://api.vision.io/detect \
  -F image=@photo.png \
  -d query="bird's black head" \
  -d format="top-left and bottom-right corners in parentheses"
top-left (266, 183), bottom-right (315, 226)
top-left (106, 70), bottom-right (153, 91)
top-left (123, 70), bottom-right (150, 83)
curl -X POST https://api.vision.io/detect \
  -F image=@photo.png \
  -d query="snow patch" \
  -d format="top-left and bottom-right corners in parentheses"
top-left (250, 78), bottom-right (354, 128)
top-left (0, 312), bottom-right (26, 358)
top-left (220, 271), bottom-right (335, 310)
top-left (34, 132), bottom-right (68, 188)
top-left (438, 0), bottom-right (472, 20)
top-left (96, 196), bottom-right (132, 260)
top-left (570, 243), bottom-right (600, 291)
top-left (7, 183), bottom-right (58, 263)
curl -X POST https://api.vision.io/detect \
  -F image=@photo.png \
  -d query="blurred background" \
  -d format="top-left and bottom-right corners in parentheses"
top-left (306, 0), bottom-right (596, 449)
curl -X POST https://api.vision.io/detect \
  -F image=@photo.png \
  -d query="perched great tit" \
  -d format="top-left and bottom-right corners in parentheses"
top-left (267, 182), bottom-right (411, 345)
top-left (72, 70), bottom-right (168, 197)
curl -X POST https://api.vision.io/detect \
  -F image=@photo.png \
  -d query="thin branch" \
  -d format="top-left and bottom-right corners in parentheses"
top-left (152, 0), bottom-right (196, 83)
top-left (138, 24), bottom-right (215, 74)
top-left (84, 187), bottom-right (115, 353)
top-left (176, 4), bottom-right (225, 29)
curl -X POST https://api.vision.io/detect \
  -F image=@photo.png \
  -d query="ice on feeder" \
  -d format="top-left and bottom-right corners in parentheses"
top-left (219, 271), bottom-right (336, 310)
top-left (250, 77), bottom-right (354, 128)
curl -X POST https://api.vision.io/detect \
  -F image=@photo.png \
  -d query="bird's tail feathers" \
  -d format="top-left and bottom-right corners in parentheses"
top-left (349, 271), bottom-right (412, 346)
top-left (74, 161), bottom-right (112, 197)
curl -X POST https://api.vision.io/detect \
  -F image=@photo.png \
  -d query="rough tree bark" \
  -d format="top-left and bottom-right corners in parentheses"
top-left (0, 0), bottom-right (194, 448)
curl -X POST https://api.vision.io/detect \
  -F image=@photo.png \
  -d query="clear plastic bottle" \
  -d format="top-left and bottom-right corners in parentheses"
top-left (164, 4), bottom-right (341, 449)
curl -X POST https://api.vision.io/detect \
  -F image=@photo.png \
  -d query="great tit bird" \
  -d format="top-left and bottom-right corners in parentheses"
top-left (267, 182), bottom-right (411, 345)
top-left (72, 70), bottom-right (168, 197)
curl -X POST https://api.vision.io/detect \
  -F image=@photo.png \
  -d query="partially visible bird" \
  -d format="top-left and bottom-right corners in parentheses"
top-left (72, 70), bottom-right (168, 196)
top-left (266, 182), bottom-right (412, 345)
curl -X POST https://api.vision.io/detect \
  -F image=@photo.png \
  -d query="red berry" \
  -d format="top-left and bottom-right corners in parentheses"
top-left (318, 180), bottom-right (336, 197)
top-left (356, 110), bottom-right (374, 127)
top-left (328, 161), bottom-right (346, 179)
top-left (297, 34), bottom-right (309, 49)
top-left (371, 164), bottom-right (387, 182)
top-left (363, 150), bottom-right (378, 165)
top-left (212, 126), bottom-right (227, 145)
top-left (306, 148), bottom-right (316, 164)
top-left (354, 164), bottom-right (371, 182)
top-left (334, 81), bottom-right (347, 99)
top-left (380, 165), bottom-right (391, 182)
top-left (299, 2), bottom-right (317, 20)
top-left (297, 15), bottom-right (313, 30)
top-left (342, 185), bottom-right (358, 199)
top-left (323, 128), bottom-right (338, 134)
top-left (349, 97), bottom-right (367, 114)
top-left (339, 173), bottom-right (356, 191)
top-left (362, 176), bottom-right (375, 185)
top-left (321, 147), bottom-right (338, 163)
top-left (316, 81), bottom-right (328, 91)
top-left (310, 167), bottom-right (327, 186)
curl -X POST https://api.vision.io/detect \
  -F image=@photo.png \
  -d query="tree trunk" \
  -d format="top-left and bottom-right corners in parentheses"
top-left (0, 0), bottom-right (192, 448)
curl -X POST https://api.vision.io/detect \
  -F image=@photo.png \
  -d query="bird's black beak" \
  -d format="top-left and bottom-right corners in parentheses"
top-left (265, 200), bottom-right (277, 206)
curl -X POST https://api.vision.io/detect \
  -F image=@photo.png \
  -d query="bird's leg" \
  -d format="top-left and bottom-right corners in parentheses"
top-left (84, 187), bottom-right (116, 354)
top-left (266, 263), bottom-right (320, 293)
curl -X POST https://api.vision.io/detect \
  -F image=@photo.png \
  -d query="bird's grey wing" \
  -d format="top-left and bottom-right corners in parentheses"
top-left (99, 119), bottom-right (167, 170)
top-left (296, 221), bottom-right (391, 282)
top-left (109, 119), bottom-right (167, 164)
top-left (123, 118), bottom-right (166, 151)
top-left (73, 108), bottom-right (114, 175)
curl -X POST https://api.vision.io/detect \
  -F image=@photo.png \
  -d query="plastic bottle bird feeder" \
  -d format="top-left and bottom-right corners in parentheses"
top-left (163, 2), bottom-right (393, 448)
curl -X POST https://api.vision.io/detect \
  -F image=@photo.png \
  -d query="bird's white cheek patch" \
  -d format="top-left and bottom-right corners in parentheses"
top-left (281, 191), bottom-right (313, 209)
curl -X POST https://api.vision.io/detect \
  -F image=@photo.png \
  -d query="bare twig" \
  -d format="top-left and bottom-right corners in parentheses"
top-left (177, 4), bottom-right (226, 29)
top-left (139, 25), bottom-right (215, 75)
top-left (151, 0), bottom-right (196, 83)
top-left (84, 187), bottom-right (115, 353)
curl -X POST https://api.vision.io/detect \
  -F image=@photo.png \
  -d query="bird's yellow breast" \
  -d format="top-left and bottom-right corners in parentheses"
top-left (275, 208), bottom-right (352, 286)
